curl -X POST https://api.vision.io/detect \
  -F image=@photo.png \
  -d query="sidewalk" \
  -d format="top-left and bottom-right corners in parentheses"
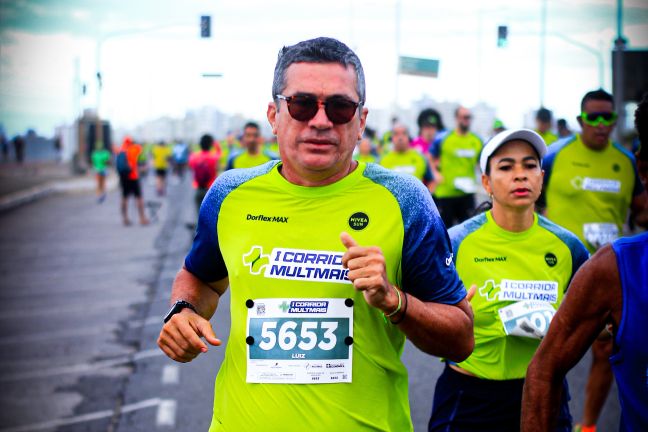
top-left (0, 161), bottom-right (117, 212)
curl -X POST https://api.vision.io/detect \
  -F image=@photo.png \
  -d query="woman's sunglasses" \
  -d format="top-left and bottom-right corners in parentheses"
top-left (580, 111), bottom-right (618, 126)
top-left (275, 94), bottom-right (361, 125)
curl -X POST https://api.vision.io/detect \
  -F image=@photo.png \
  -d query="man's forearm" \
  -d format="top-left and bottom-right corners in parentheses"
top-left (521, 363), bottom-right (564, 431)
top-left (398, 294), bottom-right (474, 361)
top-left (170, 267), bottom-right (226, 319)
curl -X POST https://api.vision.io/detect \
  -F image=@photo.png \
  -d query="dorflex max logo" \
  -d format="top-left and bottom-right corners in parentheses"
top-left (243, 246), bottom-right (351, 284)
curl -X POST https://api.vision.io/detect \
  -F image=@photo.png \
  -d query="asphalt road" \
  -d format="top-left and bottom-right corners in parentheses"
top-left (0, 173), bottom-right (620, 432)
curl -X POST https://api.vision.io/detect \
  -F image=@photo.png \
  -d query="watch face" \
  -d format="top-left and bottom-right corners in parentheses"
top-left (164, 300), bottom-right (195, 323)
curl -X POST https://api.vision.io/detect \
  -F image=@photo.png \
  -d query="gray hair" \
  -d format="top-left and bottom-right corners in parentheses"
top-left (272, 37), bottom-right (366, 105)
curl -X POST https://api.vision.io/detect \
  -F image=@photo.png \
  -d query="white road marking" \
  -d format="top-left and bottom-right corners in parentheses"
top-left (0, 348), bottom-right (164, 382)
top-left (161, 364), bottom-right (179, 385)
top-left (156, 399), bottom-right (177, 427)
top-left (0, 397), bottom-right (169, 432)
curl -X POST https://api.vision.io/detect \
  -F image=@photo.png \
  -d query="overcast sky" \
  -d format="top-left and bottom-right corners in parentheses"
top-left (1, 0), bottom-right (647, 138)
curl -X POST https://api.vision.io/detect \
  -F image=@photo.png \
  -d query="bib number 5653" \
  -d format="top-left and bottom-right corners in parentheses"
top-left (259, 320), bottom-right (338, 351)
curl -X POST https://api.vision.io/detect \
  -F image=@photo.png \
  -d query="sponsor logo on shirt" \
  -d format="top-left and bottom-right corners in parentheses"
top-left (478, 279), bottom-right (559, 303)
top-left (455, 149), bottom-right (476, 158)
top-left (243, 246), bottom-right (350, 284)
top-left (247, 213), bottom-right (289, 223)
top-left (279, 300), bottom-right (330, 313)
top-left (544, 253), bottom-right (557, 267)
top-left (570, 176), bottom-right (621, 193)
top-left (348, 212), bottom-right (369, 231)
top-left (474, 256), bottom-right (507, 263)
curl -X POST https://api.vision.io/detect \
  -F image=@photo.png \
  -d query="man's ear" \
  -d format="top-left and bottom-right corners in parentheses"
top-left (267, 102), bottom-right (278, 135)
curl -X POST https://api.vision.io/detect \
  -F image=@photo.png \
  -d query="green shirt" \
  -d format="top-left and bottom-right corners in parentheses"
top-left (431, 131), bottom-right (482, 198)
top-left (449, 211), bottom-right (588, 380)
top-left (226, 150), bottom-right (276, 170)
top-left (185, 161), bottom-right (465, 431)
top-left (536, 129), bottom-right (558, 146)
top-left (542, 134), bottom-right (644, 253)
top-left (91, 148), bottom-right (111, 172)
top-left (380, 149), bottom-right (432, 183)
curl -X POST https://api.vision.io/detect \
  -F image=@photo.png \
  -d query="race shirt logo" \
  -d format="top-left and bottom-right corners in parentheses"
top-left (570, 176), bottom-right (621, 194)
top-left (455, 149), bottom-right (476, 158)
top-left (243, 246), bottom-right (351, 284)
top-left (391, 165), bottom-right (416, 175)
top-left (478, 279), bottom-right (559, 303)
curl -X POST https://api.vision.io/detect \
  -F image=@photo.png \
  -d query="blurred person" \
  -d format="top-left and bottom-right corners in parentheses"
top-left (1, 130), bottom-right (9, 161)
top-left (557, 118), bottom-right (572, 139)
top-left (91, 144), bottom-right (111, 203)
top-left (219, 131), bottom-right (240, 172)
top-left (354, 136), bottom-right (378, 163)
top-left (116, 136), bottom-right (149, 226)
top-left (535, 107), bottom-right (558, 145)
top-left (381, 123), bottom-right (434, 190)
top-left (172, 139), bottom-right (190, 179)
top-left (539, 88), bottom-right (648, 432)
top-left (157, 36), bottom-right (473, 432)
top-left (430, 106), bottom-right (483, 228)
top-left (492, 118), bottom-right (506, 135)
top-left (428, 129), bottom-right (588, 432)
top-left (188, 134), bottom-right (220, 216)
top-left (411, 108), bottom-right (445, 155)
top-left (12, 135), bottom-right (25, 164)
top-left (225, 121), bottom-right (276, 169)
top-left (522, 94), bottom-right (648, 432)
top-left (151, 140), bottom-right (173, 196)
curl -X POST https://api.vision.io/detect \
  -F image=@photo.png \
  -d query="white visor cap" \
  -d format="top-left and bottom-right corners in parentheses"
top-left (480, 128), bottom-right (547, 173)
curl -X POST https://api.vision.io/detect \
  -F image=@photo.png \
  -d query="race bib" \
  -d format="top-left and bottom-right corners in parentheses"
top-left (454, 177), bottom-right (477, 193)
top-left (246, 298), bottom-right (353, 384)
top-left (583, 223), bottom-right (618, 249)
top-left (498, 301), bottom-right (556, 339)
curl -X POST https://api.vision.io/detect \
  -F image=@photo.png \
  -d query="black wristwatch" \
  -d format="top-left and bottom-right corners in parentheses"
top-left (163, 300), bottom-right (197, 323)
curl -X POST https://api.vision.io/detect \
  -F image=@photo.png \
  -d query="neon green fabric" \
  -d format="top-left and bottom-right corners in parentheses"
top-left (380, 149), bottom-right (431, 182)
top-left (354, 153), bottom-right (378, 164)
top-left (91, 148), bottom-right (111, 172)
top-left (227, 151), bottom-right (274, 170)
top-left (186, 161), bottom-right (465, 431)
top-left (433, 132), bottom-right (482, 198)
top-left (536, 129), bottom-right (558, 146)
top-left (544, 134), bottom-right (640, 253)
top-left (449, 211), bottom-right (588, 380)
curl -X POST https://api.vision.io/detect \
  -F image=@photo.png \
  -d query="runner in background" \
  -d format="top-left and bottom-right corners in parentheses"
top-left (429, 129), bottom-right (588, 432)
top-left (225, 121), bottom-right (277, 170)
top-left (381, 123), bottom-right (435, 191)
top-left (188, 134), bottom-right (219, 217)
top-left (151, 140), bottom-right (172, 196)
top-left (430, 106), bottom-right (482, 228)
top-left (172, 139), bottom-right (190, 179)
top-left (116, 136), bottom-right (149, 226)
top-left (535, 107), bottom-right (558, 146)
top-left (353, 136), bottom-right (378, 164)
top-left (522, 94), bottom-right (648, 432)
top-left (539, 88), bottom-right (648, 432)
top-left (91, 144), bottom-right (111, 203)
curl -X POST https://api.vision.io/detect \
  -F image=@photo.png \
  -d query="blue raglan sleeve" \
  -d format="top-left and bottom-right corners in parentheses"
top-left (184, 179), bottom-right (230, 283)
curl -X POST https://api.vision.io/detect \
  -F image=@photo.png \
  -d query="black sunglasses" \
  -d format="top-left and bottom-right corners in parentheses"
top-left (275, 94), bottom-right (361, 124)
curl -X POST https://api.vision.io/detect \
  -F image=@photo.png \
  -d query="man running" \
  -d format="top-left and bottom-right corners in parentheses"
top-left (380, 123), bottom-right (434, 190)
top-left (225, 121), bottom-right (276, 170)
top-left (522, 93), bottom-right (648, 432)
top-left (157, 36), bottom-right (474, 432)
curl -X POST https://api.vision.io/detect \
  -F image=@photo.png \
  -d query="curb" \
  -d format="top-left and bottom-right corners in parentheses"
top-left (0, 175), bottom-right (119, 214)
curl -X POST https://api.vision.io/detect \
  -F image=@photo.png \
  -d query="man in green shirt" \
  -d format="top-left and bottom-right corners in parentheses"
top-left (540, 88), bottom-right (648, 432)
top-left (430, 106), bottom-right (483, 228)
top-left (225, 122), bottom-right (277, 170)
top-left (157, 36), bottom-right (474, 432)
top-left (535, 107), bottom-right (558, 146)
top-left (380, 123), bottom-right (434, 190)
top-left (91, 144), bottom-right (111, 203)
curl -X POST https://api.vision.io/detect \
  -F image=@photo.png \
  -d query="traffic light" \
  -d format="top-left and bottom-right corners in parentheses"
top-left (497, 25), bottom-right (508, 48)
top-left (200, 15), bottom-right (211, 38)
